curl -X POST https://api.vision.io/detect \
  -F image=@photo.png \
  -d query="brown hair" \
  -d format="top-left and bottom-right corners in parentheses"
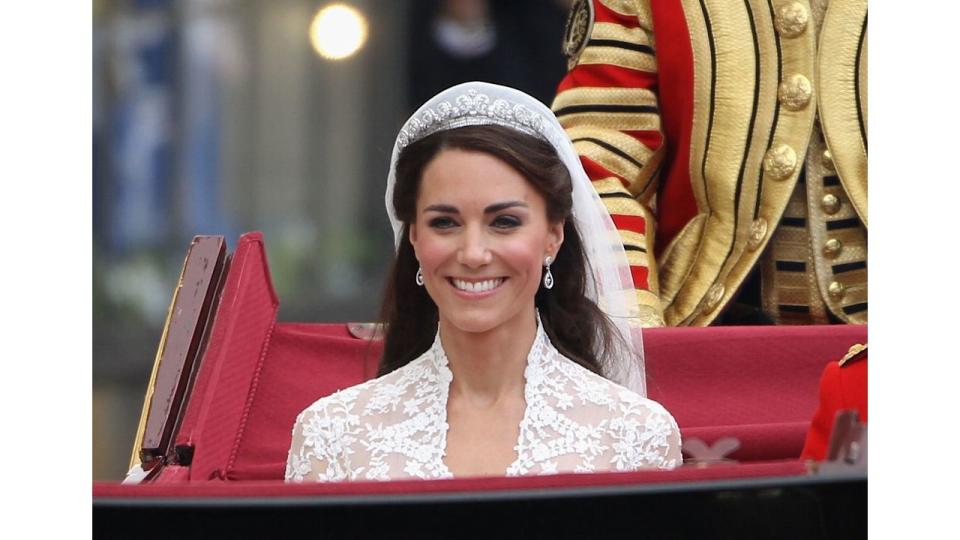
top-left (376, 125), bottom-right (624, 377)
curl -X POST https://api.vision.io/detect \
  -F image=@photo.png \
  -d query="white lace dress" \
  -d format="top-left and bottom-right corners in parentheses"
top-left (285, 321), bottom-right (682, 482)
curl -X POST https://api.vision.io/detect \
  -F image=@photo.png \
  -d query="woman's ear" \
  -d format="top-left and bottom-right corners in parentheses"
top-left (547, 219), bottom-right (565, 259)
top-left (408, 222), bottom-right (419, 246)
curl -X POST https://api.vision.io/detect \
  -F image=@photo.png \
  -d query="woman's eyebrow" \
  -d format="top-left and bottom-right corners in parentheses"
top-left (422, 201), bottom-right (528, 214)
top-left (484, 201), bottom-right (528, 214)
top-left (423, 204), bottom-right (459, 214)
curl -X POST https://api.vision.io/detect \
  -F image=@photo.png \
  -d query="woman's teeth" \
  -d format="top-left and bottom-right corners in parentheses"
top-left (451, 278), bottom-right (505, 293)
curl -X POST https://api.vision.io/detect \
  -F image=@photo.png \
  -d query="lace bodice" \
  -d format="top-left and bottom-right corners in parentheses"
top-left (286, 322), bottom-right (681, 482)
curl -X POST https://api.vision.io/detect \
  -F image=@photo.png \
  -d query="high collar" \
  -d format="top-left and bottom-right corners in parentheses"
top-left (426, 311), bottom-right (550, 378)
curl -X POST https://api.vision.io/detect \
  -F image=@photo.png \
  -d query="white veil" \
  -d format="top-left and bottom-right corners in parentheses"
top-left (384, 82), bottom-right (647, 396)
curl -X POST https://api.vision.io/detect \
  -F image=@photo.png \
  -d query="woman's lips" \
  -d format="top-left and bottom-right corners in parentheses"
top-left (448, 277), bottom-right (507, 298)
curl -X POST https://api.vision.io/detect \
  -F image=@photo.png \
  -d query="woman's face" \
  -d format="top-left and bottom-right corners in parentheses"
top-left (409, 148), bottom-right (564, 336)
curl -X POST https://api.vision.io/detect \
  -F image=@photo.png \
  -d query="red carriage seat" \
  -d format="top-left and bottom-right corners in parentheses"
top-left (131, 232), bottom-right (866, 483)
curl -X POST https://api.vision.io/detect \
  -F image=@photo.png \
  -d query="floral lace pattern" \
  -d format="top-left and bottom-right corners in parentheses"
top-left (286, 321), bottom-right (681, 482)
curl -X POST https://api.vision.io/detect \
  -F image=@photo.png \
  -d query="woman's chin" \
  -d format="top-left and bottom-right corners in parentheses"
top-left (442, 313), bottom-right (501, 335)
top-left (439, 305), bottom-right (533, 337)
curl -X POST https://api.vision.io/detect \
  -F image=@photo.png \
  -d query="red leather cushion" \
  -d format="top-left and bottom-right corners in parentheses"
top-left (172, 232), bottom-right (866, 482)
top-left (643, 325), bottom-right (867, 461)
top-left (97, 460), bottom-right (806, 497)
top-left (224, 323), bottom-right (864, 480)
top-left (226, 323), bottom-right (380, 481)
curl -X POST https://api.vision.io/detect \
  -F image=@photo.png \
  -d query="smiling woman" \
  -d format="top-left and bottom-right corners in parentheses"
top-left (286, 82), bottom-right (681, 481)
top-left (414, 147), bottom-right (562, 335)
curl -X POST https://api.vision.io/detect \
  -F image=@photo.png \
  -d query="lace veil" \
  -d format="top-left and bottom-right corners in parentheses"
top-left (384, 82), bottom-right (646, 396)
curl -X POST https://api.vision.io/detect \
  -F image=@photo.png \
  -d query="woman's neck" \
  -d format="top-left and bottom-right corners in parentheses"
top-left (438, 309), bottom-right (538, 408)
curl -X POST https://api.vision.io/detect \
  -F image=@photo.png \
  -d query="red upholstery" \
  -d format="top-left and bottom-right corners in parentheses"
top-left (173, 232), bottom-right (280, 481)
top-left (165, 232), bottom-right (866, 483)
top-left (643, 325), bottom-right (866, 461)
top-left (97, 460), bottom-right (805, 498)
top-left (223, 323), bottom-right (380, 481)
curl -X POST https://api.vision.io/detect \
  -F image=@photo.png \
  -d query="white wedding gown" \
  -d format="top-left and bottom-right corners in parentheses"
top-left (286, 320), bottom-right (681, 482)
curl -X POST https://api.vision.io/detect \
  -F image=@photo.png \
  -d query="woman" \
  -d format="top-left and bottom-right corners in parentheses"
top-left (286, 82), bottom-right (681, 482)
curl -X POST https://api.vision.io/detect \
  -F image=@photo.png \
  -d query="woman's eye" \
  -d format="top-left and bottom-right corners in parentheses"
top-left (428, 217), bottom-right (458, 229)
top-left (491, 215), bottom-right (521, 229)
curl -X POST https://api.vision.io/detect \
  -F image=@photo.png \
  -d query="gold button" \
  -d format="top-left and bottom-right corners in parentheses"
top-left (823, 238), bottom-right (842, 258)
top-left (704, 283), bottom-right (725, 312)
top-left (748, 218), bottom-right (768, 251)
top-left (821, 193), bottom-right (841, 214)
top-left (822, 149), bottom-right (836, 173)
top-left (764, 144), bottom-right (798, 180)
top-left (828, 280), bottom-right (845, 300)
top-left (778, 74), bottom-right (812, 111)
top-left (775, 1), bottom-right (809, 38)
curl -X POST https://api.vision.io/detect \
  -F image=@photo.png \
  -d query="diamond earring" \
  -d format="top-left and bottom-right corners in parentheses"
top-left (543, 256), bottom-right (554, 290)
top-left (416, 266), bottom-right (424, 286)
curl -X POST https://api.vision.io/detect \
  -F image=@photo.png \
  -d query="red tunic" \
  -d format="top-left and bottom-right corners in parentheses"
top-left (800, 353), bottom-right (867, 461)
top-left (553, 0), bottom-right (869, 326)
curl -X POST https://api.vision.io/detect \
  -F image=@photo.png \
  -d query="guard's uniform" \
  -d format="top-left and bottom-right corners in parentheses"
top-left (553, 0), bottom-right (867, 326)
top-left (800, 344), bottom-right (867, 461)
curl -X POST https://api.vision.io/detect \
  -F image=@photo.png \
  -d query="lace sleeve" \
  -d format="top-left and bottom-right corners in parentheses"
top-left (609, 392), bottom-right (683, 470)
top-left (284, 404), bottom-right (354, 482)
top-left (646, 403), bottom-right (683, 469)
top-left (285, 410), bottom-right (321, 482)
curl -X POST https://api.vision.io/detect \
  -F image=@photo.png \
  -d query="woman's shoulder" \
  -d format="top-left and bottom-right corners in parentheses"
top-left (295, 354), bottom-right (431, 422)
top-left (536, 349), bottom-right (683, 470)
top-left (550, 351), bottom-right (677, 422)
top-left (298, 375), bottom-right (375, 416)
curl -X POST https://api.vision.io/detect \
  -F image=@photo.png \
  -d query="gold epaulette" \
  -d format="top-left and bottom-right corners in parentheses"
top-left (838, 343), bottom-right (867, 367)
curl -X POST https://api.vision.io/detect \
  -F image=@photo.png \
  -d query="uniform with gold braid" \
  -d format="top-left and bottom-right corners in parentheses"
top-left (553, 0), bottom-right (867, 326)
top-left (800, 343), bottom-right (867, 461)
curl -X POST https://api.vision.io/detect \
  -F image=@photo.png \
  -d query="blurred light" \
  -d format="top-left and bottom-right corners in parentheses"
top-left (309, 4), bottom-right (368, 60)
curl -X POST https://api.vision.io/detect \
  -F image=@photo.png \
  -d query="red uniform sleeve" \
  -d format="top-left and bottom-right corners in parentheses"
top-left (553, 0), bottom-right (664, 326)
top-left (800, 356), bottom-right (868, 461)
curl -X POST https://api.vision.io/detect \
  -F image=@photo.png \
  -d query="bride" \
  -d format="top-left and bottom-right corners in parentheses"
top-left (286, 82), bottom-right (681, 482)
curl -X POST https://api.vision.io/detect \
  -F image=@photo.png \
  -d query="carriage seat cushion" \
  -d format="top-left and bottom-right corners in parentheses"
top-left (223, 323), bottom-right (866, 481)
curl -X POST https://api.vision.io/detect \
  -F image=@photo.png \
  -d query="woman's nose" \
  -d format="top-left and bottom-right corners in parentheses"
top-left (456, 228), bottom-right (492, 267)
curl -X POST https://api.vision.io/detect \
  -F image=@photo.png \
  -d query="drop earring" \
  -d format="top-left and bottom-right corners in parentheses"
top-left (416, 266), bottom-right (424, 286)
top-left (543, 256), bottom-right (554, 290)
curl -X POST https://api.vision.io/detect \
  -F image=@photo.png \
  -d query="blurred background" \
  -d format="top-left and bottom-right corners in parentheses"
top-left (93, 0), bottom-right (572, 480)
